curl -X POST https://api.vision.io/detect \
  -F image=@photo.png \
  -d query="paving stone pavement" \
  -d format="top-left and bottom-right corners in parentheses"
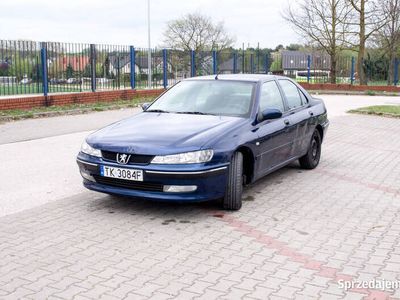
top-left (1, 113), bottom-right (400, 300)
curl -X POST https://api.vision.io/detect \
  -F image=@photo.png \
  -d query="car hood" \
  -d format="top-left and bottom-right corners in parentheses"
top-left (87, 112), bottom-right (245, 155)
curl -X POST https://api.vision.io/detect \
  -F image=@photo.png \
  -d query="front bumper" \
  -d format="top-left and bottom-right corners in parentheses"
top-left (76, 154), bottom-right (229, 202)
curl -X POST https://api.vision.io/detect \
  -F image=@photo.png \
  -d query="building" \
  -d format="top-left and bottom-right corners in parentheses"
top-left (281, 50), bottom-right (330, 78)
top-left (58, 55), bottom-right (90, 72)
top-left (108, 53), bottom-right (171, 76)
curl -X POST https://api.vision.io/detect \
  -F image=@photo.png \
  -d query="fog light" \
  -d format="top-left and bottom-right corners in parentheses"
top-left (163, 185), bottom-right (197, 193)
top-left (80, 169), bottom-right (95, 182)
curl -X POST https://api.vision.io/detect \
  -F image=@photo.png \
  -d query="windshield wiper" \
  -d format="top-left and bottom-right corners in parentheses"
top-left (176, 111), bottom-right (215, 115)
top-left (145, 109), bottom-right (170, 113)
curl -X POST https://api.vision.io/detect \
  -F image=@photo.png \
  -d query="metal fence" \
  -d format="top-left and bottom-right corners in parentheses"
top-left (277, 54), bottom-right (353, 84)
top-left (0, 40), bottom-right (42, 95)
top-left (1, 39), bottom-right (399, 97)
top-left (272, 51), bottom-right (400, 86)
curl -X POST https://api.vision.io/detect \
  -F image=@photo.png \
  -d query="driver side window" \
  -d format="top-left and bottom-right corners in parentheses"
top-left (259, 81), bottom-right (285, 113)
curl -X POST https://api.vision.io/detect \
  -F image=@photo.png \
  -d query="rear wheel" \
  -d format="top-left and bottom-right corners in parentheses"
top-left (222, 151), bottom-right (243, 210)
top-left (299, 130), bottom-right (321, 169)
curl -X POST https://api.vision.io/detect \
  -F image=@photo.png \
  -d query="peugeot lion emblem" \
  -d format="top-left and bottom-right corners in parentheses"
top-left (116, 153), bottom-right (131, 165)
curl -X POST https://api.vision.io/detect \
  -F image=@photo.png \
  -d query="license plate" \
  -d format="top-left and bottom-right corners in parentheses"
top-left (100, 165), bottom-right (143, 181)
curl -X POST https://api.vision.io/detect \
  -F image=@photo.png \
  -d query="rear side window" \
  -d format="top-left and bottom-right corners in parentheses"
top-left (279, 80), bottom-right (302, 110)
top-left (299, 90), bottom-right (308, 105)
top-left (259, 81), bottom-right (285, 112)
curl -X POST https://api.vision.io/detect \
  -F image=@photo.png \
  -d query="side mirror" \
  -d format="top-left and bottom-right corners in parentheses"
top-left (260, 108), bottom-right (282, 121)
top-left (141, 102), bottom-right (150, 111)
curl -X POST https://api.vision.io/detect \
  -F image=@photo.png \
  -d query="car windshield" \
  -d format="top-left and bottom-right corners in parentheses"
top-left (147, 80), bottom-right (255, 117)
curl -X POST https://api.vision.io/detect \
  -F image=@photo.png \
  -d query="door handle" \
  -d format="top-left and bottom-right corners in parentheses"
top-left (309, 110), bottom-right (314, 116)
top-left (284, 119), bottom-right (290, 126)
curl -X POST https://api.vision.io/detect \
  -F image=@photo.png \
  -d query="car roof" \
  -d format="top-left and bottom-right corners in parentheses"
top-left (183, 74), bottom-right (286, 83)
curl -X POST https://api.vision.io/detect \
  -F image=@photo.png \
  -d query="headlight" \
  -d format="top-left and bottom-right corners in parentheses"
top-left (151, 150), bottom-right (213, 164)
top-left (81, 140), bottom-right (101, 157)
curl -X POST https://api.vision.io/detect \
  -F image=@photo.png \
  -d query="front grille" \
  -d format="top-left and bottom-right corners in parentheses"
top-left (93, 175), bottom-right (163, 192)
top-left (101, 151), bottom-right (154, 165)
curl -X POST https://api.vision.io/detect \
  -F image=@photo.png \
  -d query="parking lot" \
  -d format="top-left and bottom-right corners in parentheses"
top-left (1, 95), bottom-right (400, 299)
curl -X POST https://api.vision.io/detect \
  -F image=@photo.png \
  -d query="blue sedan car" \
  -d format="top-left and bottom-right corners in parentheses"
top-left (77, 75), bottom-right (329, 210)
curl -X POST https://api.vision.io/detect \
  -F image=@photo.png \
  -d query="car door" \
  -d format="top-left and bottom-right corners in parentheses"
top-left (254, 80), bottom-right (292, 177)
top-left (278, 79), bottom-right (312, 158)
top-left (297, 88), bottom-right (315, 154)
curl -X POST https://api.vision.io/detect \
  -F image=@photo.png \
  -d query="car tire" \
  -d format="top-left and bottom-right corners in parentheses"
top-left (222, 151), bottom-right (243, 211)
top-left (299, 130), bottom-right (321, 169)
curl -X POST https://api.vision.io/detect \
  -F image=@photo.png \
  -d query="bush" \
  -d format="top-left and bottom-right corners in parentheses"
top-left (365, 90), bottom-right (376, 96)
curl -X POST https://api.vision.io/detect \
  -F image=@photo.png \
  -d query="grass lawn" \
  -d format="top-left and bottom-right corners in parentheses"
top-left (0, 83), bottom-right (164, 96)
top-left (0, 97), bottom-right (154, 121)
top-left (348, 105), bottom-right (400, 118)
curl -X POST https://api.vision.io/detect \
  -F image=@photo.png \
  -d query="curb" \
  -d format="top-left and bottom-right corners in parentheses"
top-left (0, 103), bottom-right (143, 123)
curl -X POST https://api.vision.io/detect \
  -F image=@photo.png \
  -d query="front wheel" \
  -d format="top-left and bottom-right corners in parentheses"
top-left (299, 130), bottom-right (321, 169)
top-left (222, 151), bottom-right (243, 211)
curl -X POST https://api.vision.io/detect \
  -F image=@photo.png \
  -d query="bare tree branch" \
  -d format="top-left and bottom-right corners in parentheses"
top-left (162, 13), bottom-right (235, 52)
top-left (282, 0), bottom-right (353, 83)
top-left (345, 0), bottom-right (388, 84)
top-left (372, 0), bottom-right (400, 84)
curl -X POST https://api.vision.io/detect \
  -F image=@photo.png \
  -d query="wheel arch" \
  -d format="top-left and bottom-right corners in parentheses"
top-left (235, 145), bottom-right (255, 184)
top-left (316, 124), bottom-right (324, 141)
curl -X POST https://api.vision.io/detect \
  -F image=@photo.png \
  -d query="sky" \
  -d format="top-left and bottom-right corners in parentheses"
top-left (0, 0), bottom-right (299, 49)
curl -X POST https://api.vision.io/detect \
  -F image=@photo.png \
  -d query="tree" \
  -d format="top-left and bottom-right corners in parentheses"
top-left (275, 44), bottom-right (284, 52)
top-left (83, 64), bottom-right (91, 77)
top-left (163, 13), bottom-right (235, 52)
top-left (8, 54), bottom-right (36, 79)
top-left (103, 56), bottom-right (110, 77)
top-left (374, 0), bottom-right (400, 84)
top-left (283, 0), bottom-right (353, 83)
top-left (66, 63), bottom-right (74, 78)
top-left (0, 62), bottom-right (9, 76)
top-left (270, 56), bottom-right (282, 72)
top-left (286, 44), bottom-right (302, 51)
top-left (347, 0), bottom-right (387, 85)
